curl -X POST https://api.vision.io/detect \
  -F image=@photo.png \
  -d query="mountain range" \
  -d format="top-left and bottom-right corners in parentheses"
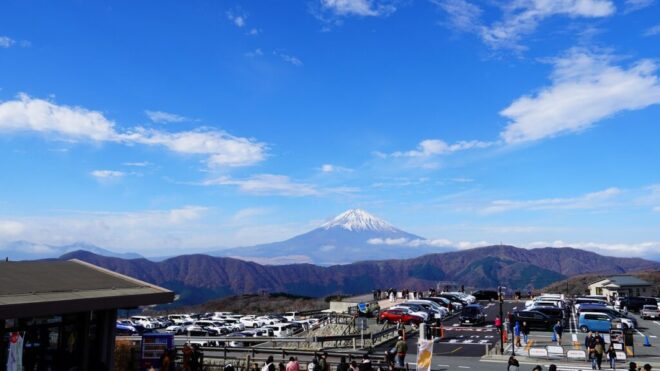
top-left (61, 245), bottom-right (660, 306)
top-left (0, 241), bottom-right (143, 261)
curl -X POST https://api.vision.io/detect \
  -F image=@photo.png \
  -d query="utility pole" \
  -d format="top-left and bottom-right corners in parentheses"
top-left (499, 285), bottom-right (504, 355)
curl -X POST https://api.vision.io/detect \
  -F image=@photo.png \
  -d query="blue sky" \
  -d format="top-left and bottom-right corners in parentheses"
top-left (1, 0), bottom-right (659, 258)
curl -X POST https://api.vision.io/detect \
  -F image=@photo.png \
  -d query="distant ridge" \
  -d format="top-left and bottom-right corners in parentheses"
top-left (2, 241), bottom-right (142, 261)
top-left (61, 245), bottom-right (660, 307)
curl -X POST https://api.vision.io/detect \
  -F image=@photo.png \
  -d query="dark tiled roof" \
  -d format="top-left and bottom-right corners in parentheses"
top-left (607, 275), bottom-right (651, 287)
top-left (0, 259), bottom-right (173, 318)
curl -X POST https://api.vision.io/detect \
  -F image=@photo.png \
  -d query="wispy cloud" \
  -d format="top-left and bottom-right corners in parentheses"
top-left (479, 187), bottom-right (622, 215)
top-left (318, 0), bottom-right (396, 17)
top-left (274, 51), bottom-right (303, 66)
top-left (320, 164), bottom-right (353, 173)
top-left (201, 174), bottom-right (358, 197)
top-left (145, 110), bottom-right (189, 123)
top-left (0, 94), bottom-right (266, 168)
top-left (644, 24), bottom-right (660, 36)
top-left (0, 36), bottom-right (15, 48)
top-left (90, 170), bottom-right (125, 179)
top-left (624, 0), bottom-right (654, 13)
top-left (245, 48), bottom-right (264, 58)
top-left (435, 0), bottom-right (615, 51)
top-left (391, 139), bottom-right (493, 158)
top-left (500, 49), bottom-right (660, 143)
top-left (123, 161), bottom-right (151, 167)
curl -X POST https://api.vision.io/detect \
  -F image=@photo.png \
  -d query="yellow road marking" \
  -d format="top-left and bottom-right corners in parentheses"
top-left (436, 346), bottom-right (463, 355)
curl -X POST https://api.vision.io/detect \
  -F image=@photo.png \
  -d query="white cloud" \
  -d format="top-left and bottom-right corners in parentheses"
top-left (526, 240), bottom-right (660, 258)
top-left (644, 24), bottom-right (660, 36)
top-left (479, 187), bottom-right (622, 215)
top-left (274, 51), bottom-right (303, 66)
top-left (0, 220), bottom-right (25, 237)
top-left (436, 0), bottom-right (615, 50)
top-left (624, 0), bottom-right (654, 13)
top-left (391, 139), bottom-right (493, 157)
top-left (0, 36), bottom-right (15, 48)
top-left (145, 110), bottom-right (189, 123)
top-left (321, 164), bottom-right (353, 173)
top-left (0, 206), bottom-right (210, 253)
top-left (123, 161), bottom-right (150, 167)
top-left (247, 28), bottom-right (261, 36)
top-left (319, 0), bottom-right (396, 17)
top-left (0, 94), bottom-right (266, 168)
top-left (231, 207), bottom-right (270, 222)
top-left (202, 174), bottom-right (321, 196)
top-left (201, 174), bottom-right (359, 197)
top-left (226, 9), bottom-right (247, 28)
top-left (90, 170), bottom-right (125, 179)
top-left (367, 237), bottom-right (488, 250)
top-left (500, 50), bottom-right (660, 143)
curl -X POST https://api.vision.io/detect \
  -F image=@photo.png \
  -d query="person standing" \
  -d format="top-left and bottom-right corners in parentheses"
top-left (521, 321), bottom-right (530, 344)
top-left (553, 321), bottom-right (563, 346)
top-left (263, 356), bottom-right (276, 371)
top-left (606, 344), bottom-right (617, 370)
top-left (336, 357), bottom-right (349, 371)
top-left (513, 321), bottom-right (521, 347)
top-left (286, 357), bottom-right (299, 371)
top-left (395, 336), bottom-right (408, 368)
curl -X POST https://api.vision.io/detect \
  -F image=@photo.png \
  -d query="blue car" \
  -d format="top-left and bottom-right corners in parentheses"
top-left (578, 313), bottom-right (612, 333)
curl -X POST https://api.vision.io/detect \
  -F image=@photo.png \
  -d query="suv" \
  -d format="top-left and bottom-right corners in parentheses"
top-left (472, 290), bottom-right (499, 301)
top-left (512, 310), bottom-right (553, 331)
top-left (641, 305), bottom-right (659, 320)
top-left (460, 304), bottom-right (486, 325)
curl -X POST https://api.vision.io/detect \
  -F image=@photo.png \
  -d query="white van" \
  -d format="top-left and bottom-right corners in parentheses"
top-left (267, 323), bottom-right (292, 337)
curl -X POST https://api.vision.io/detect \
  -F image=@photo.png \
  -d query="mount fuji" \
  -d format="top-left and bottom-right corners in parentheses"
top-left (212, 209), bottom-right (452, 265)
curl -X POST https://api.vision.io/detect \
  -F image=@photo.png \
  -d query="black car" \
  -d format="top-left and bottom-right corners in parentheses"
top-left (472, 290), bottom-right (499, 301)
top-left (529, 306), bottom-right (564, 324)
top-left (511, 310), bottom-right (553, 331)
top-left (460, 304), bottom-right (486, 326)
top-left (618, 296), bottom-right (657, 312)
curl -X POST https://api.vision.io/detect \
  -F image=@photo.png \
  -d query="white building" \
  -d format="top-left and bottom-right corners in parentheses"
top-left (588, 275), bottom-right (653, 298)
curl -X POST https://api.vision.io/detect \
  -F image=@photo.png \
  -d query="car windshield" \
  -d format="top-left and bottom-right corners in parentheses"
top-left (645, 305), bottom-right (658, 310)
top-left (462, 307), bottom-right (480, 315)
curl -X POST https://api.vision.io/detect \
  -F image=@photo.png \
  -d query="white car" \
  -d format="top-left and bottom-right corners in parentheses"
top-left (130, 316), bottom-right (157, 329)
top-left (257, 316), bottom-right (281, 325)
top-left (168, 314), bottom-right (194, 324)
top-left (240, 316), bottom-right (266, 328)
top-left (283, 312), bottom-right (297, 321)
top-left (406, 300), bottom-right (448, 318)
top-left (194, 320), bottom-right (227, 334)
top-left (165, 321), bottom-right (192, 334)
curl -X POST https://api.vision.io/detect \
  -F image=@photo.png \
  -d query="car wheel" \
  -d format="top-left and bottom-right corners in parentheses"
top-left (253, 324), bottom-right (258, 328)
top-left (580, 325), bottom-right (589, 333)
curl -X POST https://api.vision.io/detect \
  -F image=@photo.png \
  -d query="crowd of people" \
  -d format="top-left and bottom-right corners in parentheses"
top-left (506, 355), bottom-right (654, 371)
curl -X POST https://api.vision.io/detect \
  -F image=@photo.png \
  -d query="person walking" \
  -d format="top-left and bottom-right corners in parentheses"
top-left (286, 357), bottom-right (299, 371)
top-left (319, 352), bottom-right (330, 371)
top-left (514, 321), bottom-right (521, 347)
top-left (553, 321), bottom-right (563, 346)
top-left (594, 337), bottom-right (604, 370)
top-left (507, 356), bottom-right (519, 371)
top-left (606, 344), bottom-right (617, 370)
top-left (349, 361), bottom-right (359, 371)
top-left (395, 336), bottom-right (407, 367)
top-left (521, 321), bottom-right (529, 344)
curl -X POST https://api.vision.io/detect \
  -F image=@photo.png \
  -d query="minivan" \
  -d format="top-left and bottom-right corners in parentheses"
top-left (267, 323), bottom-right (292, 337)
top-left (578, 313), bottom-right (612, 333)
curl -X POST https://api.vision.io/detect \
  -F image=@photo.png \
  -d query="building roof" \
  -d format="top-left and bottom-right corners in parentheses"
top-left (0, 259), bottom-right (174, 319)
top-left (589, 275), bottom-right (651, 288)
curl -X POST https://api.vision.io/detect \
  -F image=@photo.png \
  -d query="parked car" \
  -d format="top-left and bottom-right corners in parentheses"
top-left (577, 304), bottom-right (637, 328)
top-left (618, 297), bottom-right (657, 312)
top-left (641, 305), bottom-right (659, 320)
top-left (578, 312), bottom-right (614, 333)
top-left (116, 322), bottom-right (137, 335)
top-left (471, 290), bottom-right (499, 301)
top-left (460, 304), bottom-right (486, 325)
top-left (267, 323), bottom-right (293, 337)
top-left (379, 308), bottom-right (424, 325)
top-left (528, 306), bottom-right (564, 324)
top-left (437, 294), bottom-right (468, 307)
top-left (390, 304), bottom-right (430, 322)
top-left (511, 310), bottom-right (553, 331)
top-left (406, 300), bottom-right (448, 318)
top-left (240, 316), bottom-right (265, 328)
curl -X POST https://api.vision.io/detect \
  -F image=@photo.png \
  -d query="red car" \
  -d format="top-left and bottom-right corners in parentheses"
top-left (379, 308), bottom-right (424, 325)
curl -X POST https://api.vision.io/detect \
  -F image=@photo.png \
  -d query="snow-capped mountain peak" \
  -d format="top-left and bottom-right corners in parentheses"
top-left (322, 209), bottom-right (397, 232)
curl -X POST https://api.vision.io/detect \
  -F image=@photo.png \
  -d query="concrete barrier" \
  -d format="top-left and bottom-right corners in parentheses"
top-left (566, 350), bottom-right (586, 361)
top-left (528, 348), bottom-right (548, 359)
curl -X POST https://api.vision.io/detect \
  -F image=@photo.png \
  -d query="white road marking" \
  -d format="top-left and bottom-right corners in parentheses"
top-left (654, 321), bottom-right (660, 326)
top-left (458, 366), bottom-right (470, 369)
